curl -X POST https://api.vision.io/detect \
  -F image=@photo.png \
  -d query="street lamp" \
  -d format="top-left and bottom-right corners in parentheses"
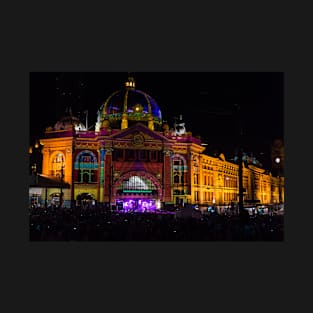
top-left (275, 157), bottom-right (282, 204)
top-left (225, 176), bottom-right (230, 213)
top-left (233, 103), bottom-right (245, 217)
top-left (59, 162), bottom-right (65, 208)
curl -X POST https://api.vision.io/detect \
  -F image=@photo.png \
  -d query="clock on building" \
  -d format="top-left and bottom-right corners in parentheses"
top-left (133, 133), bottom-right (144, 146)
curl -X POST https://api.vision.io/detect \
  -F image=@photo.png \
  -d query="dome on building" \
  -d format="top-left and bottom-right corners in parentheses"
top-left (95, 76), bottom-right (162, 131)
top-left (54, 107), bottom-right (87, 131)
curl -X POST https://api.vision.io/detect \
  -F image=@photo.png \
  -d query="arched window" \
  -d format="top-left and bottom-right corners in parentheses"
top-left (74, 151), bottom-right (98, 183)
top-left (116, 175), bottom-right (158, 196)
top-left (172, 154), bottom-right (187, 195)
top-left (50, 152), bottom-right (65, 177)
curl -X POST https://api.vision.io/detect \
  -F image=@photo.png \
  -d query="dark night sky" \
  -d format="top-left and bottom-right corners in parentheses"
top-left (29, 72), bottom-right (284, 169)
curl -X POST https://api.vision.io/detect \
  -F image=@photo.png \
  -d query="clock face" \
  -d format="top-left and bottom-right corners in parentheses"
top-left (133, 133), bottom-right (144, 146)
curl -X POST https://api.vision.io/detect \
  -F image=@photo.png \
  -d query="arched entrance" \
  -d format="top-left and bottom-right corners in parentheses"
top-left (112, 171), bottom-right (162, 212)
top-left (76, 192), bottom-right (96, 208)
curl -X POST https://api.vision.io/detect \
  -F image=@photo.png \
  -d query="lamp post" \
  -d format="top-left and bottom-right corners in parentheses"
top-left (225, 176), bottom-right (230, 214)
top-left (275, 157), bottom-right (281, 205)
top-left (238, 147), bottom-right (244, 215)
top-left (59, 163), bottom-right (64, 208)
top-left (234, 103), bottom-right (245, 217)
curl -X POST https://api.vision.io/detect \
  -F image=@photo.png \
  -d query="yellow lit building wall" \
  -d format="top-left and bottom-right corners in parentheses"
top-left (194, 153), bottom-right (238, 206)
top-left (270, 176), bottom-right (284, 204)
top-left (40, 137), bottom-right (74, 202)
top-left (191, 152), bottom-right (283, 206)
top-left (74, 186), bottom-right (98, 202)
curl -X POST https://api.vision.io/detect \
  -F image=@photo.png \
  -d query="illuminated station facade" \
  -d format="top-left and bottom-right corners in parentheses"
top-left (35, 76), bottom-right (284, 212)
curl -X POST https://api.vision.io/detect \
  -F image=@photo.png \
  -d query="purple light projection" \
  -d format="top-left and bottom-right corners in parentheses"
top-left (117, 198), bottom-right (158, 213)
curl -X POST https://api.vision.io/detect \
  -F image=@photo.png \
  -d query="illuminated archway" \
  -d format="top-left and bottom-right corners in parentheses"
top-left (172, 153), bottom-right (188, 199)
top-left (74, 150), bottom-right (98, 183)
top-left (49, 152), bottom-right (65, 177)
top-left (112, 171), bottom-right (163, 212)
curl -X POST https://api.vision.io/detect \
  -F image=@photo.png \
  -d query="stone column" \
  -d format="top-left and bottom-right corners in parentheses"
top-left (198, 154), bottom-right (203, 204)
top-left (64, 147), bottom-right (73, 185)
top-left (163, 149), bottom-right (172, 203)
top-left (148, 115), bottom-right (154, 130)
top-left (121, 113), bottom-right (128, 129)
top-left (104, 148), bottom-right (113, 204)
top-left (98, 147), bottom-right (105, 203)
top-left (41, 148), bottom-right (50, 176)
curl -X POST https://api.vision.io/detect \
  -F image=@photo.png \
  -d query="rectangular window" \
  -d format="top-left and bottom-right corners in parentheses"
top-left (150, 151), bottom-right (157, 161)
top-left (125, 149), bottom-right (135, 160)
top-left (158, 151), bottom-right (163, 162)
top-left (117, 149), bottom-right (124, 160)
top-left (139, 150), bottom-right (147, 160)
top-left (113, 149), bottom-right (124, 161)
top-left (194, 191), bottom-right (199, 201)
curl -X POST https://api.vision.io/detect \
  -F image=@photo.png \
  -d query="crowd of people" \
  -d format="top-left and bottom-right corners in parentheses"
top-left (29, 205), bottom-right (284, 241)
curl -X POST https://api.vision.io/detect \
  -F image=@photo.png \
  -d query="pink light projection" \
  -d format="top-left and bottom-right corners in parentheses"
top-left (117, 198), bottom-right (157, 213)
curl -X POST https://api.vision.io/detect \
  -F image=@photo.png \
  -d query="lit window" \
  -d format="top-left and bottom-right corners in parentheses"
top-left (75, 151), bottom-right (97, 183)
top-left (50, 153), bottom-right (65, 177)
